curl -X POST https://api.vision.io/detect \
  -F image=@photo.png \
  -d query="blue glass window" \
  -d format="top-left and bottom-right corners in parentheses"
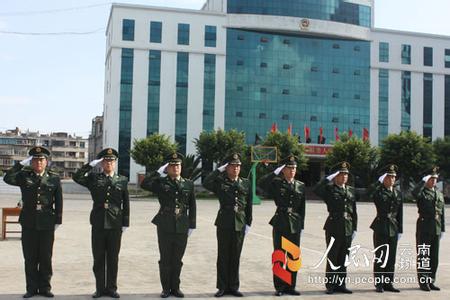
top-left (225, 29), bottom-right (370, 144)
top-left (203, 54), bottom-right (216, 131)
top-left (445, 75), bottom-right (450, 136)
top-left (175, 52), bottom-right (189, 153)
top-left (378, 69), bottom-right (389, 142)
top-left (150, 21), bottom-right (162, 43)
top-left (379, 42), bottom-right (389, 62)
top-left (178, 23), bottom-right (190, 45)
top-left (445, 49), bottom-right (450, 68)
top-left (227, 0), bottom-right (371, 27)
top-left (122, 19), bottom-right (135, 41)
top-left (423, 73), bottom-right (433, 138)
top-left (205, 25), bottom-right (217, 47)
top-left (401, 71), bottom-right (411, 131)
top-left (118, 48), bottom-right (134, 177)
top-left (147, 50), bottom-right (161, 136)
top-left (401, 44), bottom-right (411, 65)
top-left (424, 47), bottom-right (433, 66)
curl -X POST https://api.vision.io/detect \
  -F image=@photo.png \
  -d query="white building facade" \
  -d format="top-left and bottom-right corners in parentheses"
top-left (103, 0), bottom-right (450, 182)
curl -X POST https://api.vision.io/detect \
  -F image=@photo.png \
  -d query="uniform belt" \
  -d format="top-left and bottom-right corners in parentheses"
top-left (330, 212), bottom-right (352, 220)
top-left (377, 213), bottom-right (396, 218)
top-left (221, 204), bottom-right (242, 212)
top-left (277, 207), bottom-right (294, 213)
top-left (419, 214), bottom-right (438, 220)
top-left (160, 206), bottom-right (185, 215)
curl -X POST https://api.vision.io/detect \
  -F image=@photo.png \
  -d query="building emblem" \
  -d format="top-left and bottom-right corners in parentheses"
top-left (300, 18), bottom-right (310, 30)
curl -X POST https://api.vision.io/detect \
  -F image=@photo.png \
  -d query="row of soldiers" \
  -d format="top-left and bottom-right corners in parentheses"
top-left (3, 146), bottom-right (445, 298)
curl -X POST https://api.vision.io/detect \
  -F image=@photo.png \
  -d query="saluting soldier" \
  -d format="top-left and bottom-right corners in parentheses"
top-left (313, 162), bottom-right (357, 295)
top-left (369, 164), bottom-right (403, 293)
top-left (413, 166), bottom-right (445, 292)
top-left (140, 152), bottom-right (196, 298)
top-left (203, 153), bottom-right (252, 298)
top-left (73, 148), bottom-right (129, 299)
top-left (258, 154), bottom-right (305, 296)
top-left (3, 146), bottom-right (63, 298)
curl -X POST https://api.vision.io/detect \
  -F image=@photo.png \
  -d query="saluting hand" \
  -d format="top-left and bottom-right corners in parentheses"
top-left (218, 163), bottom-right (229, 173)
top-left (89, 158), bottom-right (104, 167)
top-left (274, 164), bottom-right (285, 175)
top-left (326, 171), bottom-right (340, 181)
top-left (20, 156), bottom-right (33, 166)
top-left (157, 163), bottom-right (169, 177)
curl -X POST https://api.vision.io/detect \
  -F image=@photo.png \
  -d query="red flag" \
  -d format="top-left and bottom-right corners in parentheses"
top-left (287, 123), bottom-right (292, 135)
top-left (304, 126), bottom-right (310, 141)
top-left (335, 127), bottom-right (340, 141)
top-left (319, 127), bottom-right (323, 144)
top-left (348, 129), bottom-right (353, 137)
top-left (363, 128), bottom-right (369, 141)
top-left (271, 123), bottom-right (278, 133)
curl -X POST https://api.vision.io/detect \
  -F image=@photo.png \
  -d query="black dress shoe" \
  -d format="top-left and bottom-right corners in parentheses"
top-left (384, 284), bottom-right (400, 293)
top-left (325, 287), bottom-right (335, 294)
top-left (420, 284), bottom-right (431, 291)
top-left (375, 286), bottom-right (384, 293)
top-left (274, 291), bottom-right (283, 296)
top-left (108, 291), bottom-right (120, 298)
top-left (23, 292), bottom-right (35, 298)
top-left (429, 283), bottom-right (440, 291)
top-left (171, 289), bottom-right (185, 298)
top-left (214, 290), bottom-right (225, 297)
top-left (285, 289), bottom-right (301, 295)
top-left (92, 291), bottom-right (103, 298)
top-left (230, 290), bottom-right (243, 297)
top-left (336, 286), bottom-right (352, 294)
top-left (39, 291), bottom-right (54, 298)
top-left (160, 290), bottom-right (170, 298)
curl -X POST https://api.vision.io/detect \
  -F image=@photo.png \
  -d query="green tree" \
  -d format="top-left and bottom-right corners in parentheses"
top-left (181, 154), bottom-right (202, 181)
top-left (215, 129), bottom-right (248, 163)
top-left (262, 131), bottom-right (308, 170)
top-left (195, 129), bottom-right (247, 164)
top-left (379, 131), bottom-right (435, 193)
top-left (195, 129), bottom-right (248, 175)
top-left (325, 133), bottom-right (379, 188)
top-left (433, 137), bottom-right (450, 180)
top-left (130, 134), bottom-right (178, 172)
top-left (194, 131), bottom-right (217, 174)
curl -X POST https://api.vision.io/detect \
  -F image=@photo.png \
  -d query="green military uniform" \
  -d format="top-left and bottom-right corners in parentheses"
top-left (369, 164), bottom-right (403, 291)
top-left (140, 152), bottom-right (196, 297)
top-left (3, 146), bottom-right (63, 298)
top-left (72, 148), bottom-right (130, 297)
top-left (203, 153), bottom-right (252, 295)
top-left (313, 162), bottom-right (357, 293)
top-left (412, 167), bottom-right (445, 290)
top-left (258, 155), bottom-right (305, 295)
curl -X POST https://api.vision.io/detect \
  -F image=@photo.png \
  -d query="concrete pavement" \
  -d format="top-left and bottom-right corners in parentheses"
top-left (0, 192), bottom-right (449, 299)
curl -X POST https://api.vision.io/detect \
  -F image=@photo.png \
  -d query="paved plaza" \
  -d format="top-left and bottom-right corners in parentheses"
top-left (0, 183), bottom-right (449, 299)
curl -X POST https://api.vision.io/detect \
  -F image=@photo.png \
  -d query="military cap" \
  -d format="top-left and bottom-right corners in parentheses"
top-left (424, 166), bottom-right (440, 178)
top-left (97, 148), bottom-right (118, 160)
top-left (223, 153), bottom-right (242, 165)
top-left (29, 146), bottom-right (50, 158)
top-left (331, 161), bottom-right (350, 174)
top-left (165, 152), bottom-right (184, 165)
top-left (379, 164), bottom-right (398, 176)
top-left (280, 154), bottom-right (298, 167)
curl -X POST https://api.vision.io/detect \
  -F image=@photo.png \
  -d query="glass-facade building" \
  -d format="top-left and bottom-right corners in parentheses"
top-left (105, 1), bottom-right (450, 180)
top-left (225, 29), bottom-right (370, 144)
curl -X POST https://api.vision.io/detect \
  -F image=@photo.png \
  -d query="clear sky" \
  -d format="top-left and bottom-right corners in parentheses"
top-left (1, 0), bottom-right (450, 137)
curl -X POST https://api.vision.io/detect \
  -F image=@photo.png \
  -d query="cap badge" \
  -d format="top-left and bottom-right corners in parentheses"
top-left (36, 147), bottom-right (41, 153)
top-left (107, 148), bottom-right (113, 155)
top-left (233, 154), bottom-right (238, 159)
top-left (172, 153), bottom-right (177, 159)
